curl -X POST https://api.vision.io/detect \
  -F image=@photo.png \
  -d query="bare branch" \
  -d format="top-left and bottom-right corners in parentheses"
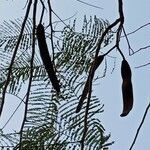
top-left (116, 0), bottom-right (125, 60)
top-left (76, 0), bottom-right (103, 10)
top-left (126, 23), bottom-right (150, 37)
top-left (129, 102), bottom-right (150, 150)
top-left (132, 45), bottom-right (150, 55)
top-left (47, 0), bottom-right (55, 64)
top-left (39, 0), bottom-right (46, 24)
top-left (19, 0), bottom-right (37, 148)
top-left (80, 77), bottom-right (92, 150)
top-left (122, 27), bottom-right (134, 55)
top-left (0, 0), bottom-right (32, 117)
top-left (1, 95), bottom-right (26, 130)
top-left (135, 62), bottom-right (150, 69)
top-left (78, 0), bottom-right (124, 149)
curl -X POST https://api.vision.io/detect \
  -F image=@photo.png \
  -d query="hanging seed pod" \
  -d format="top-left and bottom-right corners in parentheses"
top-left (76, 55), bottom-right (104, 113)
top-left (120, 59), bottom-right (133, 117)
top-left (121, 59), bottom-right (131, 80)
top-left (36, 24), bottom-right (60, 93)
top-left (121, 80), bottom-right (133, 117)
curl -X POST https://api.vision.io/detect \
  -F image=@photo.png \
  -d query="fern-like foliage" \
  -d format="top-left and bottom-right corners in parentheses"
top-left (0, 18), bottom-right (32, 52)
top-left (0, 16), bottom-right (114, 149)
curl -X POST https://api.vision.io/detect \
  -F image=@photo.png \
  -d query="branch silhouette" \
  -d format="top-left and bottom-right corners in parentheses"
top-left (129, 102), bottom-right (150, 150)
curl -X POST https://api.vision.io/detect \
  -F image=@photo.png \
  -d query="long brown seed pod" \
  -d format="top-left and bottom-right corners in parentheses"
top-left (120, 59), bottom-right (133, 117)
top-left (36, 24), bottom-right (60, 93)
top-left (76, 55), bottom-right (104, 113)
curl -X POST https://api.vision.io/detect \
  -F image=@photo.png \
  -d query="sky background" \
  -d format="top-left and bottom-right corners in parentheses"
top-left (0, 0), bottom-right (150, 150)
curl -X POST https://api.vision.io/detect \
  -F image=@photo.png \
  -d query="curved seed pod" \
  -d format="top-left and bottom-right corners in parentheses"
top-left (120, 59), bottom-right (133, 117)
top-left (121, 59), bottom-right (131, 80)
top-left (76, 55), bottom-right (104, 113)
top-left (36, 24), bottom-right (60, 93)
top-left (120, 80), bottom-right (133, 117)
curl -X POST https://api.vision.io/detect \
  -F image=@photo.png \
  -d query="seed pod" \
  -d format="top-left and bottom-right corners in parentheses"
top-left (121, 59), bottom-right (131, 80)
top-left (36, 24), bottom-right (60, 93)
top-left (120, 59), bottom-right (133, 117)
top-left (76, 55), bottom-right (104, 113)
top-left (120, 80), bottom-right (133, 117)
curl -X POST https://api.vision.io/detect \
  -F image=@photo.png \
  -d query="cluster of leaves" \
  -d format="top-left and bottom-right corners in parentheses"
top-left (0, 16), bottom-right (114, 149)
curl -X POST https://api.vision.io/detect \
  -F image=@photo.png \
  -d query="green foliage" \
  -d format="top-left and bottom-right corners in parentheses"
top-left (0, 16), bottom-right (114, 149)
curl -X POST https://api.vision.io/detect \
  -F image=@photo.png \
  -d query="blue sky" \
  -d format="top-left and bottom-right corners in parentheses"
top-left (0, 0), bottom-right (150, 149)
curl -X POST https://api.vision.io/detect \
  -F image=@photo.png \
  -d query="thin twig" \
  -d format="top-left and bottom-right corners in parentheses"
top-left (96, 19), bottom-right (120, 54)
top-left (47, 0), bottom-right (55, 64)
top-left (116, 0), bottom-right (125, 60)
top-left (39, 0), bottom-right (45, 24)
top-left (2, 94), bottom-right (26, 130)
top-left (80, 70), bottom-right (93, 150)
top-left (76, 0), bottom-right (103, 10)
top-left (19, 0), bottom-right (37, 148)
top-left (51, 9), bottom-right (72, 29)
top-left (125, 23), bottom-right (150, 37)
top-left (121, 22), bottom-right (150, 55)
top-left (135, 62), bottom-right (150, 69)
top-left (132, 45), bottom-right (150, 55)
top-left (0, 0), bottom-right (32, 117)
top-left (104, 45), bottom-right (116, 56)
top-left (122, 27), bottom-right (134, 55)
top-left (129, 102), bottom-right (150, 150)
top-left (52, 12), bottom-right (78, 25)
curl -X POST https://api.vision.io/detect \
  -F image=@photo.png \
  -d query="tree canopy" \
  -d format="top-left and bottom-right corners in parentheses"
top-left (0, 0), bottom-right (150, 150)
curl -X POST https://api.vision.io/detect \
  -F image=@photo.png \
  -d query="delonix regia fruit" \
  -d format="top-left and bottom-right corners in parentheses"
top-left (120, 59), bottom-right (133, 117)
top-left (76, 55), bottom-right (104, 113)
top-left (36, 24), bottom-right (60, 93)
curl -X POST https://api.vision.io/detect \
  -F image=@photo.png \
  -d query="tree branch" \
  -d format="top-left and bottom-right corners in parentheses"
top-left (79, 1), bottom-right (124, 149)
top-left (129, 102), bottom-right (150, 150)
top-left (0, 0), bottom-right (32, 117)
top-left (76, 0), bottom-right (103, 10)
top-left (47, 0), bottom-right (55, 64)
top-left (19, 0), bottom-right (37, 148)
